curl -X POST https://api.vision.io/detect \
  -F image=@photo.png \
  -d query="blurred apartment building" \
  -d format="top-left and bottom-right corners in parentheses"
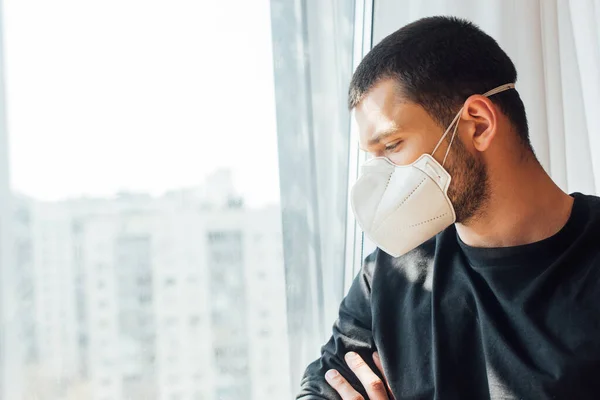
top-left (8, 170), bottom-right (291, 400)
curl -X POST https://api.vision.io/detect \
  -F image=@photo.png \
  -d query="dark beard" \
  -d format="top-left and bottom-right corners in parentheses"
top-left (446, 138), bottom-right (489, 223)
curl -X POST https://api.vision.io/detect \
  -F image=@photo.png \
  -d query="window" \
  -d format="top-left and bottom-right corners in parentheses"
top-left (0, 0), bottom-right (362, 399)
top-left (163, 277), bottom-right (176, 288)
top-left (258, 328), bottom-right (271, 338)
top-left (189, 315), bottom-right (201, 327)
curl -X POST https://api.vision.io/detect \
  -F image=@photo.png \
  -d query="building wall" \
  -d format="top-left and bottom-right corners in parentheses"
top-left (12, 174), bottom-right (291, 400)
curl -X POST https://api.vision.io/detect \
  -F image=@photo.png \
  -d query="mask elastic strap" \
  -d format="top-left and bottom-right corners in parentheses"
top-left (442, 109), bottom-right (463, 166)
top-left (431, 83), bottom-right (516, 167)
top-left (431, 109), bottom-right (462, 158)
top-left (483, 83), bottom-right (515, 97)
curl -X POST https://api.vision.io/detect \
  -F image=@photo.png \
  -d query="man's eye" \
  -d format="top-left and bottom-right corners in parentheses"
top-left (384, 141), bottom-right (402, 151)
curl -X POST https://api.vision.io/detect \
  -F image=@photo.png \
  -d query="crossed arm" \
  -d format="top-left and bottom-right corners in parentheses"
top-left (296, 251), bottom-right (394, 400)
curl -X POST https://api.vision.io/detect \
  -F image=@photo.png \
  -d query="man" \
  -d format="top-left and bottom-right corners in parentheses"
top-left (297, 16), bottom-right (600, 400)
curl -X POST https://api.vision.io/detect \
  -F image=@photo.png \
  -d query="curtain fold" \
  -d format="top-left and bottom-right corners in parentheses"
top-left (540, 0), bottom-right (567, 190)
top-left (373, 0), bottom-right (600, 196)
top-left (555, 0), bottom-right (596, 194)
top-left (269, 0), bottom-right (356, 390)
top-left (569, 0), bottom-right (600, 192)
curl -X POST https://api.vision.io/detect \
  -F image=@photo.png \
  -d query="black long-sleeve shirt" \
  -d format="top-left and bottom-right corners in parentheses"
top-left (297, 193), bottom-right (600, 399)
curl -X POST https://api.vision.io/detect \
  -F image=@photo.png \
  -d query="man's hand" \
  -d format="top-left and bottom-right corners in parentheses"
top-left (324, 352), bottom-right (394, 400)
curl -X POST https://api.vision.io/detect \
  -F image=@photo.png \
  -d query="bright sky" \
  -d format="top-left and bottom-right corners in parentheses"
top-left (3, 0), bottom-right (280, 206)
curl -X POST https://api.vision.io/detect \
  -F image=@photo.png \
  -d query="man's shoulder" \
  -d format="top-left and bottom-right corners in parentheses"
top-left (573, 192), bottom-right (600, 231)
top-left (575, 192), bottom-right (600, 211)
top-left (366, 236), bottom-right (439, 292)
top-left (366, 235), bottom-right (438, 267)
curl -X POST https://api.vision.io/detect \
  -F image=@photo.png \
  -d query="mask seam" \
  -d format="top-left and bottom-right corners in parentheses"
top-left (372, 177), bottom-right (427, 234)
top-left (371, 172), bottom-right (394, 227)
top-left (408, 212), bottom-right (448, 228)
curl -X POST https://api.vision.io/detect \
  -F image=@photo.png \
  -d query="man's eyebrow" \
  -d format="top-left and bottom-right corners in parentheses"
top-left (367, 127), bottom-right (400, 147)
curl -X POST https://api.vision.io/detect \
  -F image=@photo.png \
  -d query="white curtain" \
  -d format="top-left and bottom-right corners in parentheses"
top-left (373, 0), bottom-right (600, 195)
top-left (270, 0), bottom-right (356, 389)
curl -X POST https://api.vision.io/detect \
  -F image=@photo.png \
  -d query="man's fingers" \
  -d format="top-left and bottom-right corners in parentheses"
top-left (325, 369), bottom-right (364, 400)
top-left (345, 352), bottom-right (389, 399)
top-left (373, 352), bottom-right (395, 400)
top-left (372, 351), bottom-right (385, 376)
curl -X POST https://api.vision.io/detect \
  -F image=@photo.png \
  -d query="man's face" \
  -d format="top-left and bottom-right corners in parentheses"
top-left (354, 79), bottom-right (488, 223)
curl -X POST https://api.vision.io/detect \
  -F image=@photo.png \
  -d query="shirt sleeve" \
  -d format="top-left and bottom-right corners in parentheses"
top-left (295, 251), bottom-right (380, 399)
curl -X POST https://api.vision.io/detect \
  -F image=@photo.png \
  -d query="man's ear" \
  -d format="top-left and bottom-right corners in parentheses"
top-left (461, 95), bottom-right (498, 152)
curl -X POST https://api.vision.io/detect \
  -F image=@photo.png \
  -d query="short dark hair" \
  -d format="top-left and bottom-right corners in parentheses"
top-left (349, 16), bottom-right (531, 150)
